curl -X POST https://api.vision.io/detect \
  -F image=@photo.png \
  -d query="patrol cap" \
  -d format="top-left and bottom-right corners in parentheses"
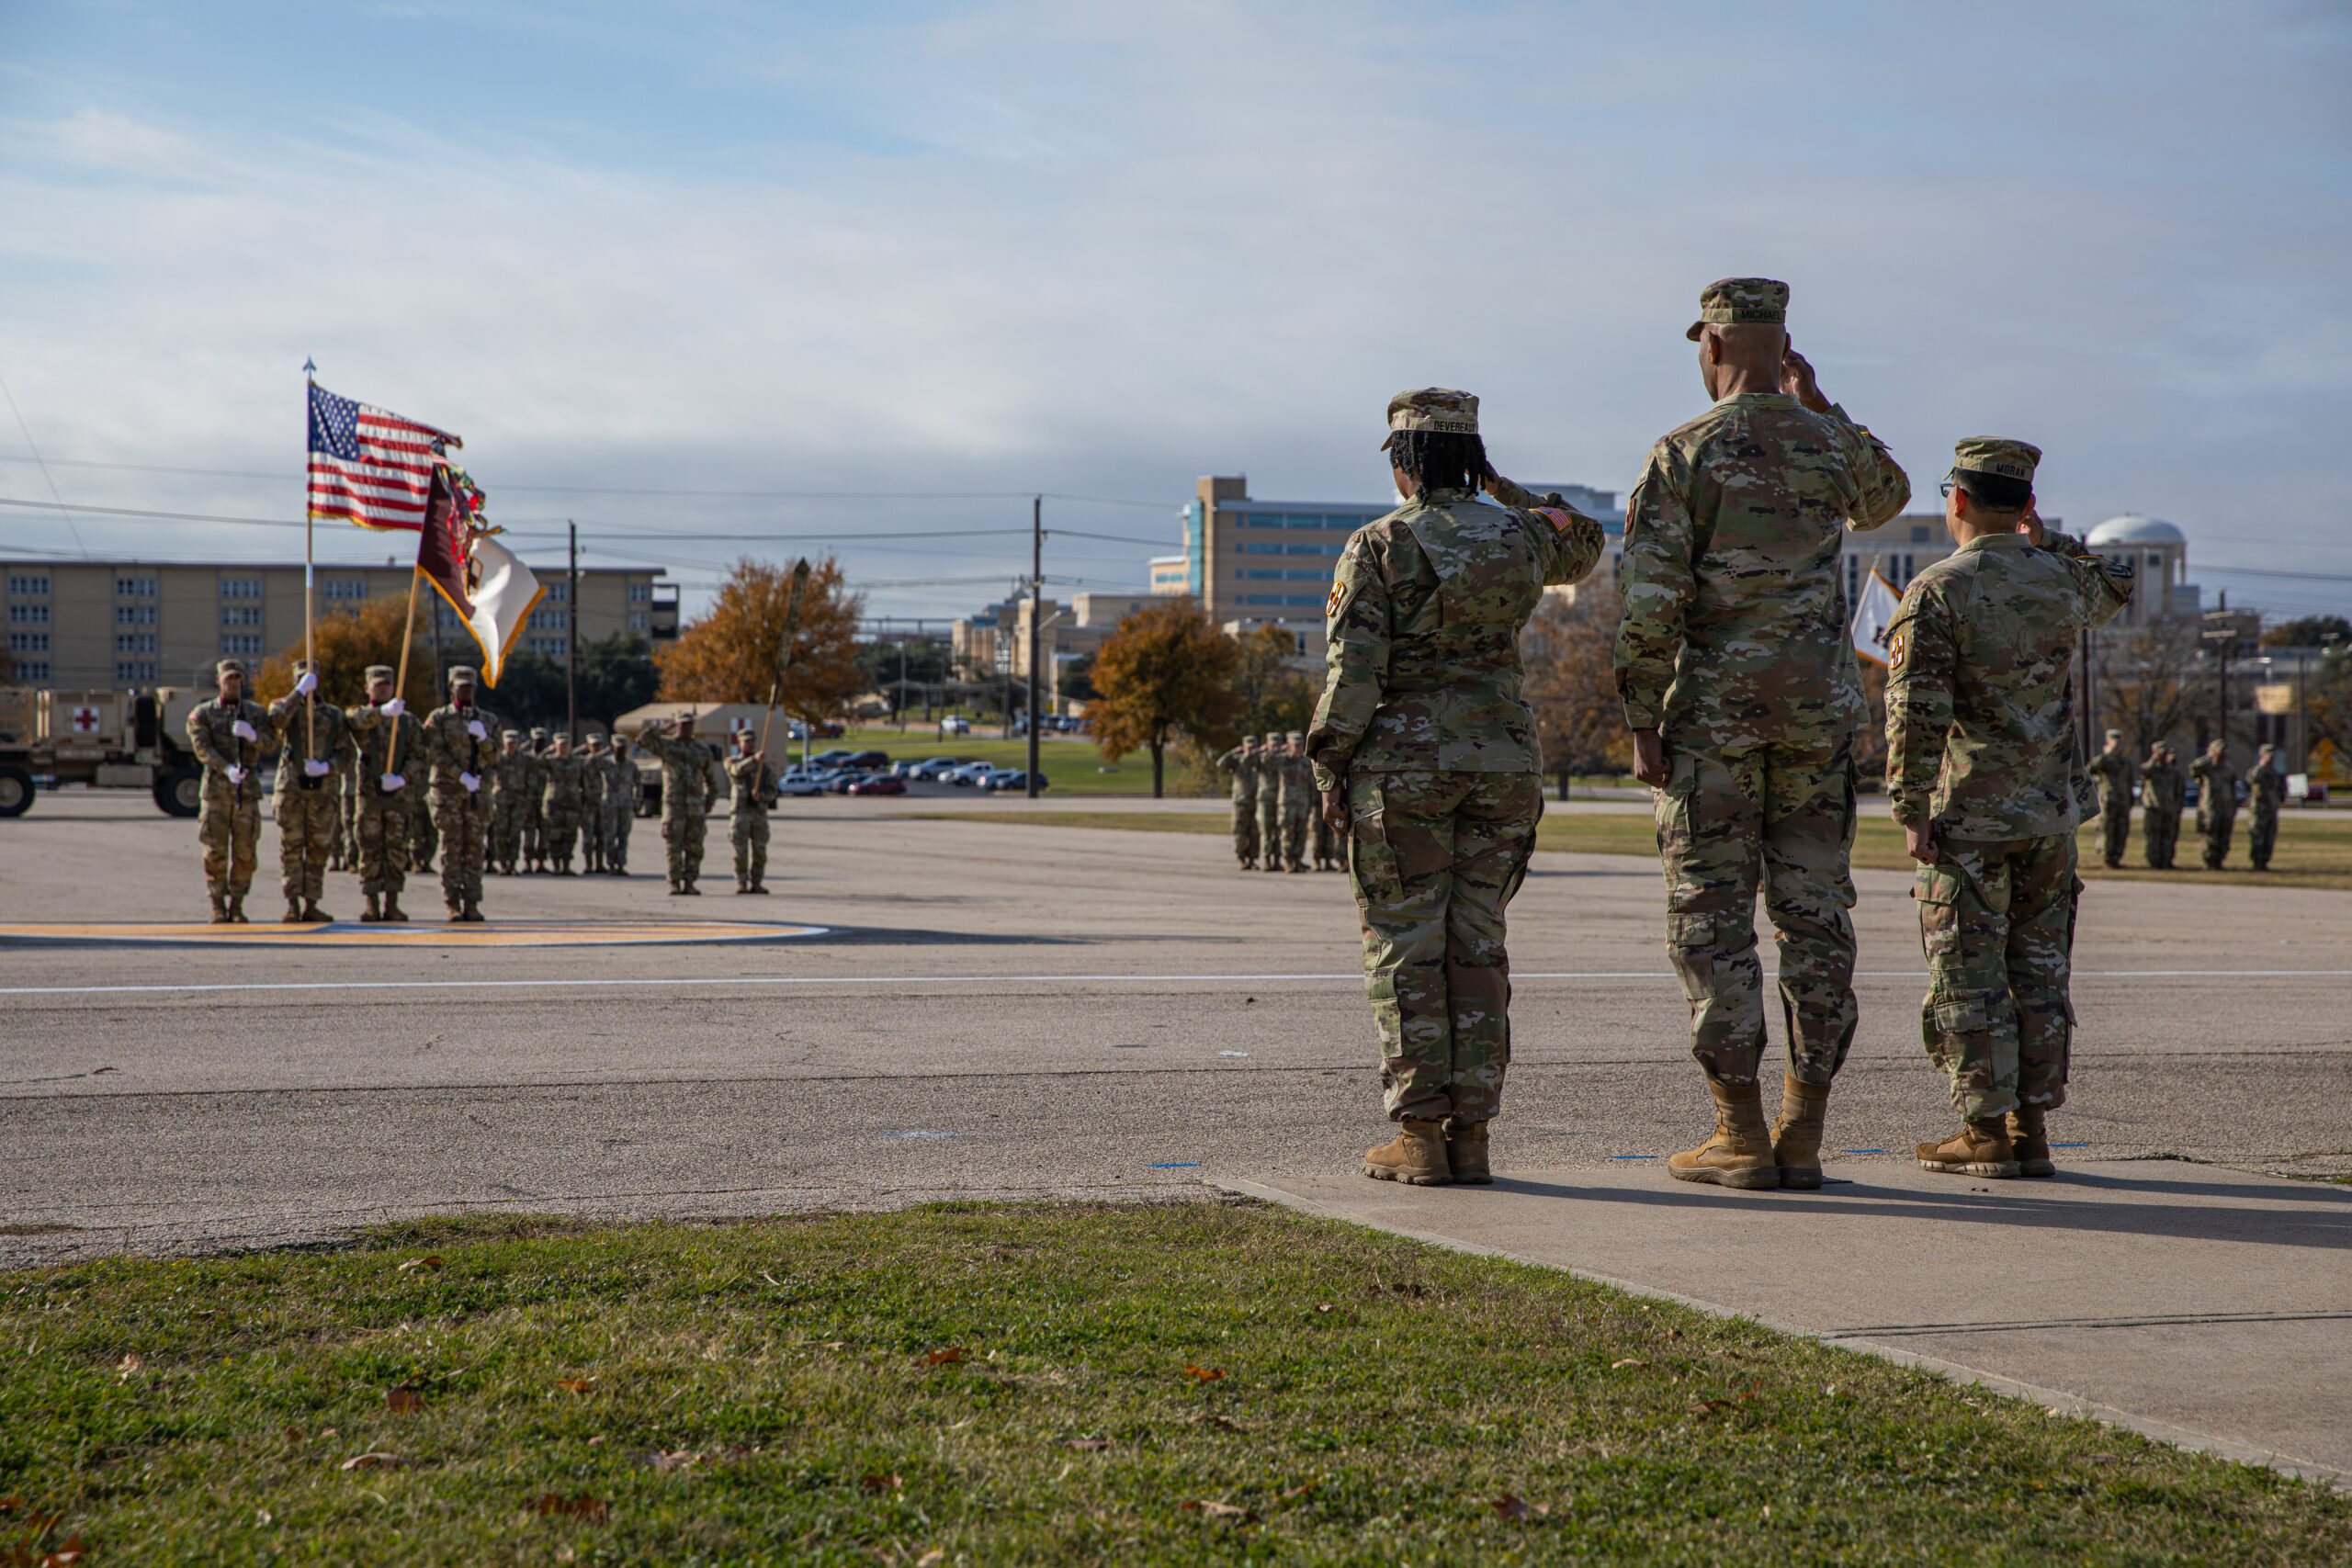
top-left (1952, 437), bottom-right (2041, 485)
top-left (1286, 730), bottom-right (1305, 743)
top-left (502, 728), bottom-right (521, 741)
top-left (214, 658), bottom-right (247, 679)
top-left (447, 665), bottom-right (479, 685)
top-left (1380, 387), bottom-right (1478, 448)
top-left (2106, 728), bottom-right (2123, 740)
top-left (530, 726), bottom-right (548, 739)
top-left (1686, 277), bottom-right (1789, 341)
top-left (2260, 742), bottom-right (2278, 755)
top-left (365, 665), bottom-right (395, 682)
top-left (291, 659), bottom-right (317, 674)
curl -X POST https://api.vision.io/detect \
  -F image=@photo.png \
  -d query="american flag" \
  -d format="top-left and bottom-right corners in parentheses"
top-left (306, 380), bottom-right (460, 532)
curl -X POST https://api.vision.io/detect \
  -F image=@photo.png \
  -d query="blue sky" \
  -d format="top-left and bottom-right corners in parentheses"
top-left (1, 0), bottom-right (2347, 619)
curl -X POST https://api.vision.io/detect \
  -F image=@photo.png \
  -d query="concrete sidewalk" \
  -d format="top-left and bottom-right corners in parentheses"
top-left (1219, 1160), bottom-right (2352, 1487)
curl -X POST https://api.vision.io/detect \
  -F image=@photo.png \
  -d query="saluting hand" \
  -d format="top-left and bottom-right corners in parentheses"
top-left (1780, 344), bottom-right (1831, 413)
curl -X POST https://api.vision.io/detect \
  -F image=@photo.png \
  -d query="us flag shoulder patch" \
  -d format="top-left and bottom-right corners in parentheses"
top-left (1532, 506), bottom-right (1576, 533)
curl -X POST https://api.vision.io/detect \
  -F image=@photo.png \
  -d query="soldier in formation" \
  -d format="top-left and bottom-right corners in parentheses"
top-left (524, 727), bottom-right (551, 873)
top-left (410, 742), bottom-right (439, 876)
top-left (345, 666), bottom-right (421, 922)
top-left (2189, 739), bottom-right (2236, 870)
top-left (636, 713), bottom-right (723, 894)
top-left (539, 734), bottom-right (583, 874)
top-left (266, 660), bottom-right (353, 922)
top-left (1310, 386), bottom-right (1605, 1187)
top-left (327, 754), bottom-right (353, 872)
top-left (2246, 742), bottom-right (2286, 871)
top-left (2141, 743), bottom-right (2184, 869)
top-left (580, 735), bottom-right (610, 874)
top-left (2085, 728), bottom-right (2136, 870)
top-left (1883, 439), bottom-right (2133, 1179)
top-left (185, 658), bottom-right (275, 923)
top-left (490, 730), bottom-right (530, 874)
top-left (423, 666), bottom-right (503, 920)
top-left (1216, 734), bottom-right (1262, 869)
top-left (603, 734), bottom-right (637, 874)
top-left (725, 728), bottom-right (777, 894)
top-left (1255, 731), bottom-right (1285, 874)
top-left (1615, 278), bottom-right (1911, 1191)
top-left (1277, 731), bottom-right (1315, 872)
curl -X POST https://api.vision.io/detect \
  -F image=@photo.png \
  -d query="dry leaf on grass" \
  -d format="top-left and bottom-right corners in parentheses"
top-left (860, 1472), bottom-right (902, 1492)
top-left (1182, 1365), bottom-right (1226, 1383)
top-left (640, 1450), bottom-right (700, 1472)
top-left (1610, 1358), bottom-right (1646, 1370)
top-left (38, 1535), bottom-right (87, 1566)
top-left (386, 1388), bottom-right (423, 1414)
top-left (916, 1551), bottom-right (946, 1567)
top-left (1189, 1414), bottom-right (1238, 1431)
top-left (114, 1353), bottom-right (142, 1378)
top-left (395, 1257), bottom-right (443, 1274)
top-left (532, 1493), bottom-right (609, 1525)
top-left (1491, 1494), bottom-right (1551, 1521)
top-left (922, 1347), bottom-right (970, 1366)
top-left (555, 1379), bottom-right (596, 1394)
top-left (1180, 1499), bottom-right (1255, 1522)
top-left (339, 1453), bottom-right (406, 1472)
top-left (1688, 1399), bottom-right (1734, 1416)
top-left (1061, 1438), bottom-right (1110, 1451)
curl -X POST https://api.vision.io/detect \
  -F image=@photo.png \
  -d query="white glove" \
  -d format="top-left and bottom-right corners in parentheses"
top-left (381, 773), bottom-right (405, 792)
top-left (225, 764), bottom-right (246, 784)
top-left (232, 719), bottom-right (257, 742)
top-left (294, 671), bottom-right (318, 696)
top-left (381, 698), bottom-right (405, 717)
top-left (467, 719), bottom-right (487, 741)
top-left (460, 772), bottom-right (481, 794)
top-left (304, 759), bottom-right (331, 778)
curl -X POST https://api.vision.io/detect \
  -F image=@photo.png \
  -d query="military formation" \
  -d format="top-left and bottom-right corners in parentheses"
top-left (1214, 731), bottom-right (1339, 873)
top-left (187, 662), bottom-right (767, 919)
top-left (1306, 276), bottom-right (2268, 1194)
top-left (2084, 729), bottom-right (2286, 873)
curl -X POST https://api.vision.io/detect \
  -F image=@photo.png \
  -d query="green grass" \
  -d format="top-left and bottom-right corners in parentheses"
top-left (4, 1204), bottom-right (2345, 1565)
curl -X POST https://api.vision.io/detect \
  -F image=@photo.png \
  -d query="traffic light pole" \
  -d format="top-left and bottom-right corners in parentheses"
top-left (1027, 495), bottom-right (1042, 798)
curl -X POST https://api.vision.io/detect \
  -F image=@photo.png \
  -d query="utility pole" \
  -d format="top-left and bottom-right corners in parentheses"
top-left (566, 521), bottom-right (580, 747)
top-left (1027, 495), bottom-right (1042, 798)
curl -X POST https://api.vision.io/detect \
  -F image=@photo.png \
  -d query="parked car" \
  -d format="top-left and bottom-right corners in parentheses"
top-left (942, 762), bottom-right (997, 787)
top-left (906, 756), bottom-right (967, 781)
top-left (846, 773), bottom-right (907, 796)
top-left (938, 716), bottom-right (972, 737)
top-left (844, 750), bottom-right (891, 771)
top-left (823, 770), bottom-right (869, 795)
top-left (811, 748), bottom-right (858, 768)
top-left (983, 769), bottom-right (1048, 793)
top-left (776, 768), bottom-right (826, 797)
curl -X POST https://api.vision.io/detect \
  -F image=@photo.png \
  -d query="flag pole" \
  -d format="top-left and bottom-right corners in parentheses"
top-left (759, 559), bottom-right (814, 762)
top-left (303, 362), bottom-right (317, 758)
top-left (390, 565), bottom-right (421, 776)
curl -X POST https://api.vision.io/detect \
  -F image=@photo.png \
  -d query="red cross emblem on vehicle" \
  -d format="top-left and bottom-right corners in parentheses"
top-left (71, 706), bottom-right (101, 734)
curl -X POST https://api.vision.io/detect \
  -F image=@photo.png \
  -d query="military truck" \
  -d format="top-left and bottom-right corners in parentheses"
top-left (0, 687), bottom-right (211, 818)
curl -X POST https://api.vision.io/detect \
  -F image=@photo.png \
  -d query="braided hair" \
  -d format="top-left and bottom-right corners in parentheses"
top-left (1385, 430), bottom-right (1496, 495)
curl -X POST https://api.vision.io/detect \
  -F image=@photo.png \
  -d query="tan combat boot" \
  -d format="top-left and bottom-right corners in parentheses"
top-left (228, 896), bottom-right (249, 923)
top-left (209, 894), bottom-right (231, 925)
top-left (1363, 1119), bottom-right (1452, 1186)
top-left (2008, 1103), bottom-right (2056, 1179)
top-left (461, 899), bottom-right (483, 923)
top-left (281, 900), bottom-right (305, 924)
top-left (1917, 1118), bottom-right (2020, 1178)
top-left (383, 895), bottom-right (408, 922)
top-left (1668, 1080), bottom-right (1780, 1190)
top-left (303, 900), bottom-right (330, 923)
top-left (360, 893), bottom-right (382, 924)
top-left (1771, 1074), bottom-right (1833, 1191)
top-left (447, 903), bottom-right (466, 923)
top-left (1445, 1119), bottom-right (1492, 1185)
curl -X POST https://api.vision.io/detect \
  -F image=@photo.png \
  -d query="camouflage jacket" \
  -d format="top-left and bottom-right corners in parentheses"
top-left (1614, 393), bottom-right (1910, 741)
top-left (346, 704), bottom-right (425, 795)
top-left (1883, 531), bottom-right (2134, 839)
top-left (2189, 752), bottom-right (2237, 821)
top-left (2141, 756), bottom-right (2183, 812)
top-left (423, 703), bottom-right (506, 794)
top-left (1215, 746), bottom-right (1260, 803)
top-left (186, 696), bottom-right (276, 790)
top-left (1277, 750), bottom-right (1314, 810)
top-left (265, 696), bottom-right (355, 796)
top-left (1309, 479), bottom-right (1606, 789)
top-left (490, 750), bottom-right (533, 801)
top-left (724, 753), bottom-right (776, 812)
top-left (604, 750), bottom-right (639, 811)
top-left (2085, 749), bottom-right (2137, 814)
top-left (2245, 760), bottom-right (2286, 818)
top-left (579, 753), bottom-right (607, 808)
top-left (539, 753), bottom-right (583, 813)
top-left (635, 728), bottom-right (722, 818)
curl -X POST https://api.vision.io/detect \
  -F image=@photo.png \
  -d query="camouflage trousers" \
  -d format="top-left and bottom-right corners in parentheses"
top-left (605, 803), bottom-right (633, 872)
top-left (2097, 806), bottom-right (2131, 869)
top-left (328, 790), bottom-right (350, 869)
top-left (662, 811), bottom-right (708, 887)
top-left (1347, 770), bottom-right (1540, 1125)
top-left (2143, 808), bottom-right (2180, 870)
top-left (1916, 834), bottom-right (2080, 1121)
top-left (543, 807), bottom-right (580, 871)
top-left (732, 809), bottom-right (770, 886)
top-left (491, 797), bottom-right (526, 874)
top-left (1282, 802), bottom-right (1311, 870)
top-left (431, 789), bottom-right (491, 907)
top-left (525, 806), bottom-right (545, 868)
top-left (275, 787), bottom-right (338, 905)
top-left (1231, 798), bottom-right (1259, 865)
top-left (355, 793), bottom-right (413, 897)
top-left (1258, 795), bottom-right (1283, 874)
top-left (1653, 737), bottom-right (1858, 1089)
top-left (2248, 807), bottom-right (2278, 870)
top-left (198, 778), bottom-right (263, 900)
top-left (412, 795), bottom-right (439, 873)
top-left (582, 804), bottom-right (606, 870)
top-left (2199, 807), bottom-right (2235, 870)
top-left (1313, 808), bottom-right (1338, 870)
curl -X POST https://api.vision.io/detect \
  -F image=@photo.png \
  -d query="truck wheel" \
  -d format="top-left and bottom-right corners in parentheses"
top-left (0, 765), bottom-right (32, 818)
top-left (155, 765), bottom-right (202, 818)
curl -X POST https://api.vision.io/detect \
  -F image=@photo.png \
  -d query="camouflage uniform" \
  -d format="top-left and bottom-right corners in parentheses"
top-left (2190, 744), bottom-right (2236, 870)
top-left (579, 739), bottom-right (609, 873)
top-left (539, 748), bottom-right (584, 873)
top-left (1614, 279), bottom-right (1910, 1092)
top-left (636, 722), bottom-right (723, 892)
top-left (2245, 747), bottom-right (2286, 870)
top-left (327, 760), bottom-right (352, 871)
top-left (1216, 738), bottom-right (1261, 867)
top-left (2084, 736), bottom-right (2136, 870)
top-left (266, 674), bottom-right (355, 917)
top-left (423, 674), bottom-right (504, 915)
top-left (524, 728), bottom-right (550, 871)
top-left (1308, 389), bottom-right (1607, 1127)
top-left (724, 747), bottom-right (776, 891)
top-left (1256, 743), bottom-right (1284, 874)
top-left (489, 735), bottom-right (531, 874)
top-left (184, 665), bottom-right (276, 918)
top-left (346, 677), bottom-right (424, 913)
top-left (1278, 734), bottom-right (1313, 872)
top-left (1884, 440), bottom-right (2134, 1123)
top-left (604, 742), bottom-right (637, 874)
top-left (2140, 748), bottom-right (2183, 869)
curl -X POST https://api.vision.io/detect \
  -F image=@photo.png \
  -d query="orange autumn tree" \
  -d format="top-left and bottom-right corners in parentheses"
top-left (254, 593), bottom-right (441, 709)
top-left (1521, 576), bottom-right (1631, 796)
top-left (655, 557), bottom-right (865, 723)
top-left (1090, 601), bottom-right (1241, 798)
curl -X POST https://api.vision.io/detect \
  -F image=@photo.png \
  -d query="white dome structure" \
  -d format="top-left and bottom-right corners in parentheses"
top-left (2086, 513), bottom-right (2186, 547)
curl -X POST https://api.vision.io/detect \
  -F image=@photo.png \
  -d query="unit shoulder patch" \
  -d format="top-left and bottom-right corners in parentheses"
top-left (1887, 629), bottom-right (1907, 673)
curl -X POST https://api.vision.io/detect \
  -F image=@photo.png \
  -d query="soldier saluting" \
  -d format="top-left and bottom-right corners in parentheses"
top-left (266, 660), bottom-right (355, 922)
top-left (423, 666), bottom-right (503, 921)
top-left (1885, 439), bottom-right (2133, 1179)
top-left (185, 658), bottom-right (276, 923)
top-left (636, 711), bottom-right (723, 895)
top-left (2085, 729), bottom-right (2137, 870)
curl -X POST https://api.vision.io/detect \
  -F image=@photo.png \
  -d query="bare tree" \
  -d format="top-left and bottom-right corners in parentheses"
top-left (2097, 619), bottom-right (2206, 755)
top-left (1521, 580), bottom-right (1630, 796)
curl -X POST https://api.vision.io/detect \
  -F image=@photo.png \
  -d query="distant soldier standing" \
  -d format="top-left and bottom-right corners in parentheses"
top-left (185, 658), bottom-right (276, 923)
top-left (346, 667), bottom-right (422, 921)
top-left (580, 735), bottom-right (610, 874)
top-left (2190, 739), bottom-right (2236, 870)
top-left (1256, 730), bottom-right (1285, 874)
top-left (539, 734), bottom-right (583, 874)
top-left (266, 660), bottom-right (354, 922)
top-left (1885, 439), bottom-right (2132, 1179)
top-left (1312, 387), bottom-right (1606, 1187)
top-left (725, 728), bottom-right (777, 894)
top-left (2245, 742), bottom-right (2286, 871)
top-left (2141, 743), bottom-right (2184, 869)
top-left (1617, 278), bottom-right (1911, 1191)
top-left (605, 735), bottom-right (638, 874)
top-left (2085, 729), bottom-right (2136, 870)
top-left (489, 731), bottom-right (529, 874)
top-left (423, 667), bottom-right (503, 920)
top-left (524, 726), bottom-right (551, 873)
top-left (1279, 731), bottom-right (1313, 872)
top-left (1216, 735), bottom-right (1261, 869)
top-left (410, 735), bottom-right (440, 876)
top-left (637, 713), bottom-right (723, 894)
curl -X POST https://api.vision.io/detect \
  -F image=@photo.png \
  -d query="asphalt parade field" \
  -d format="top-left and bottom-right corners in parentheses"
top-left (5, 790), bottom-right (2349, 1483)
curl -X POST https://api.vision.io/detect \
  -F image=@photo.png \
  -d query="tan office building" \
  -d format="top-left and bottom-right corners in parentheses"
top-left (4, 559), bottom-right (676, 691)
